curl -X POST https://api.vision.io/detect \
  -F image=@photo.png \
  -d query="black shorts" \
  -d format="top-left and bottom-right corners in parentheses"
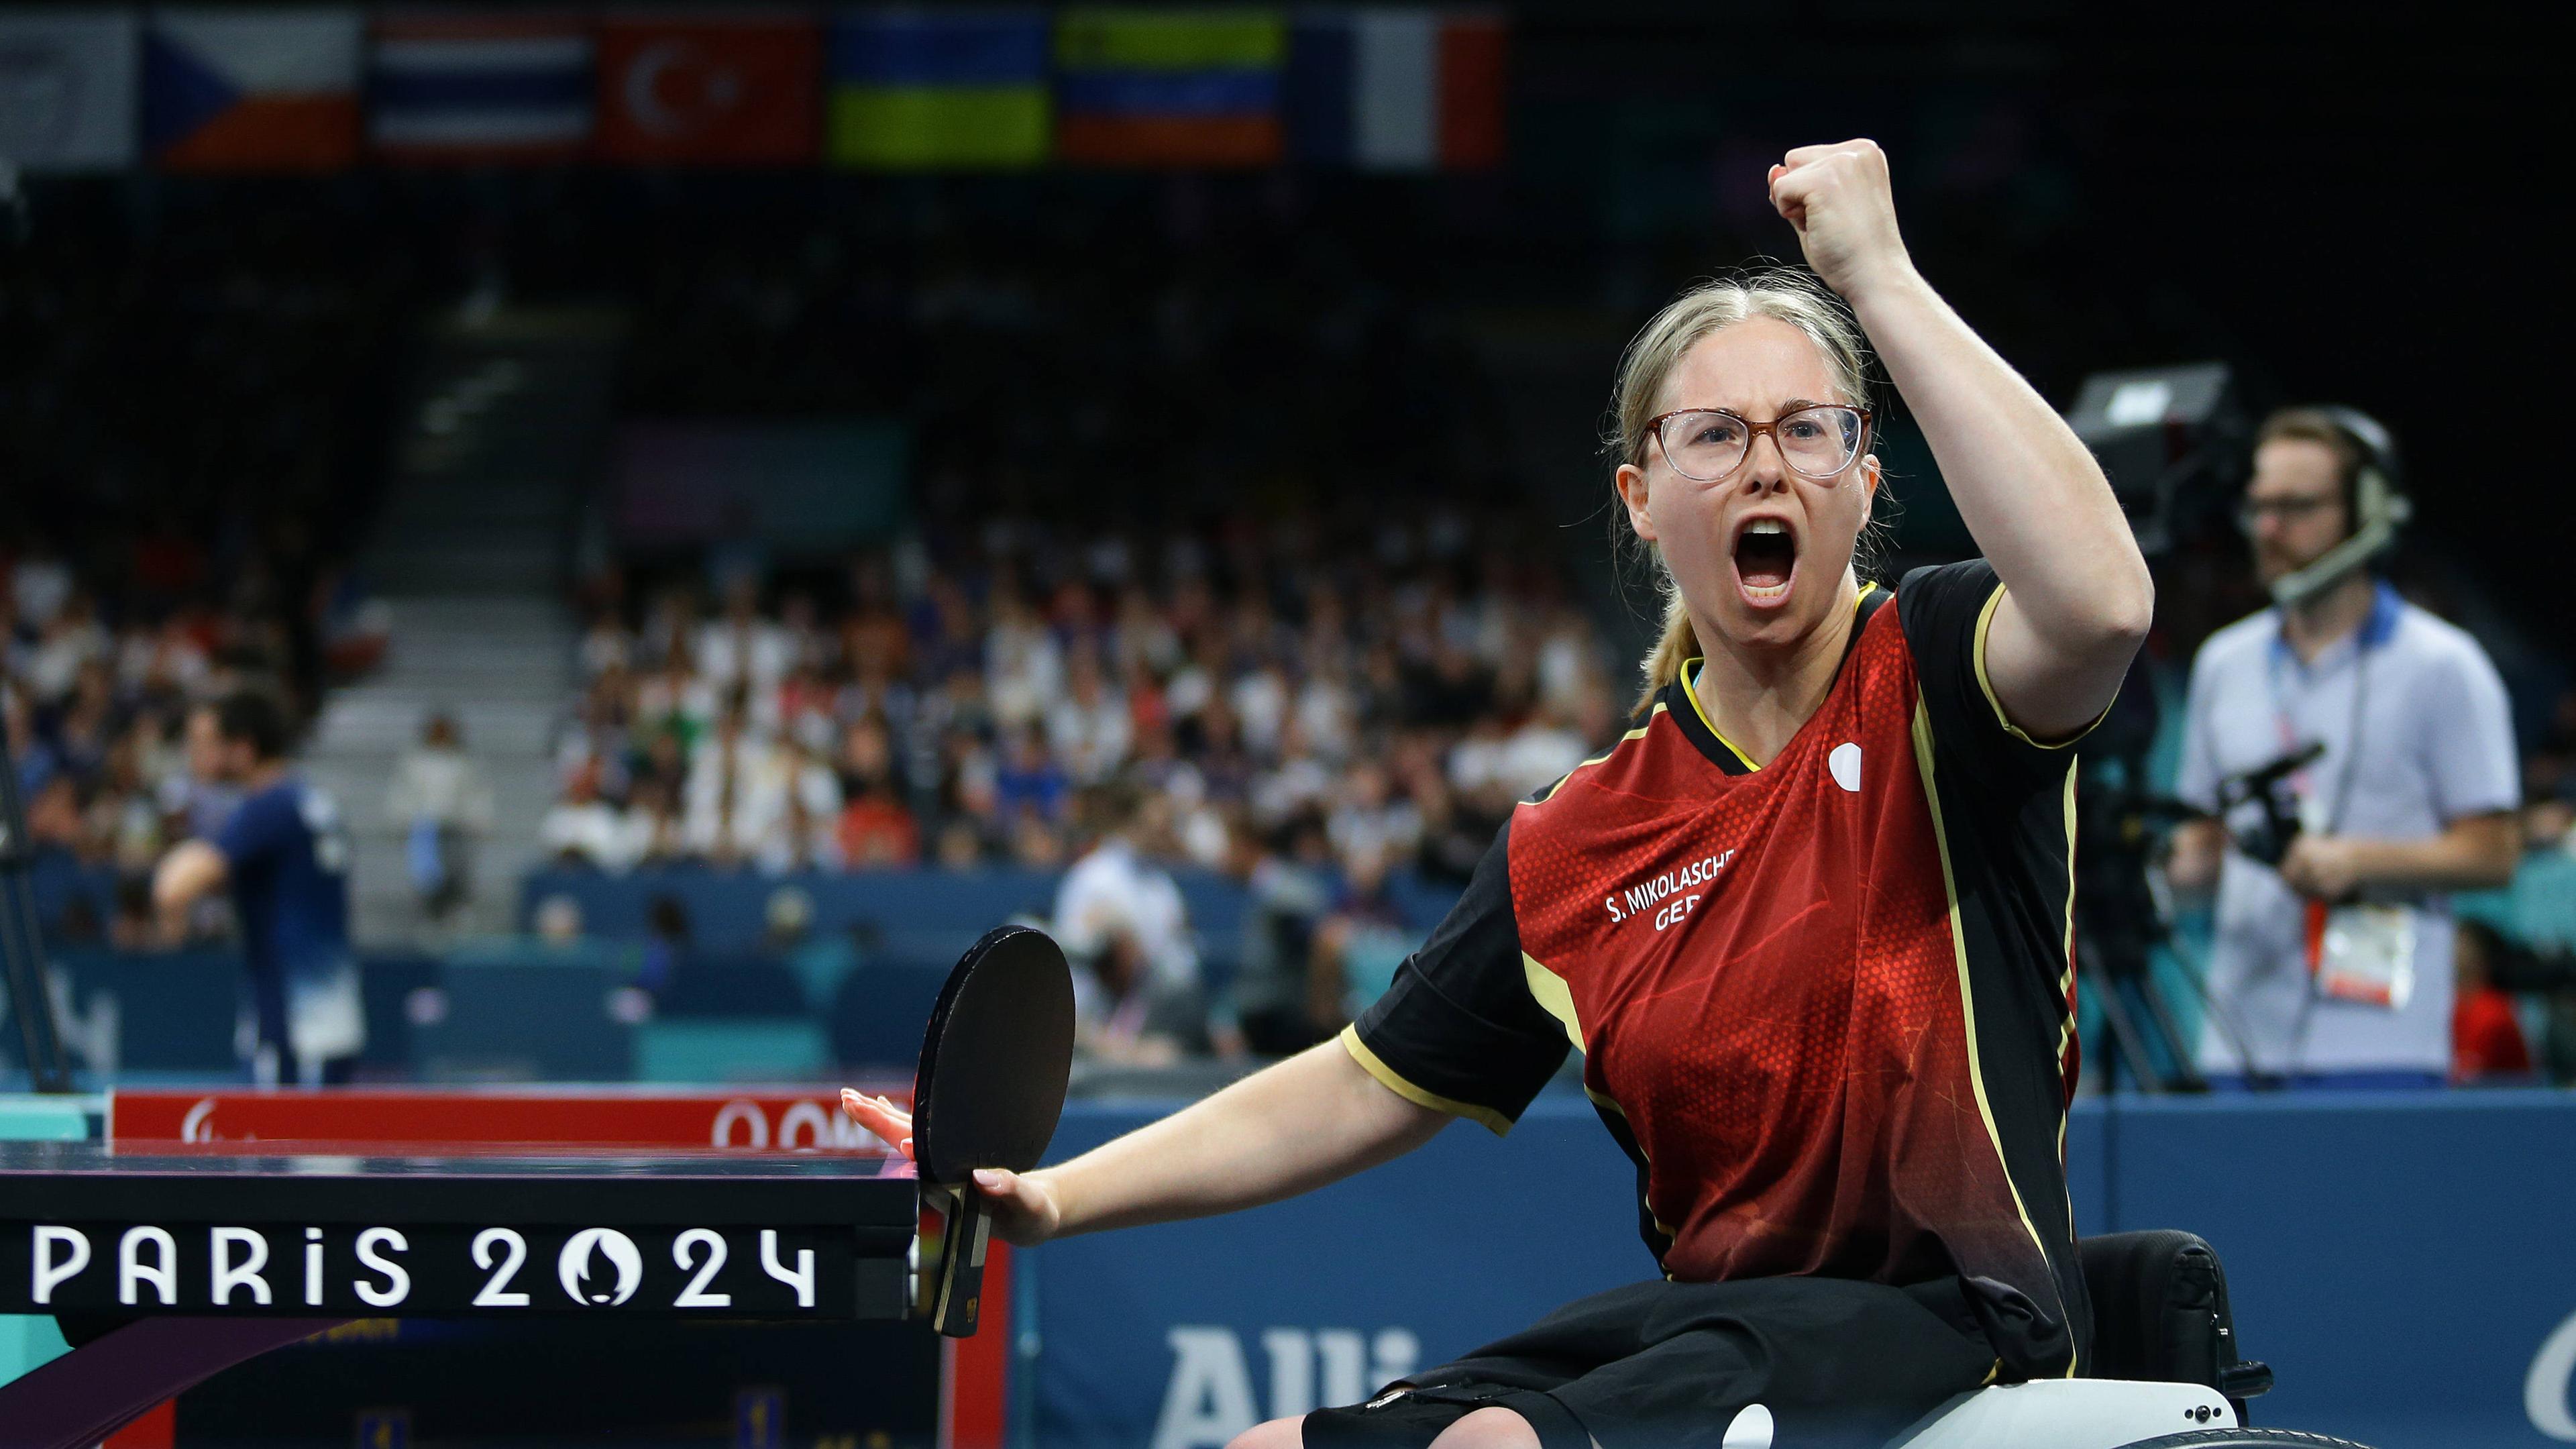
top-left (1301, 1276), bottom-right (2004, 1449)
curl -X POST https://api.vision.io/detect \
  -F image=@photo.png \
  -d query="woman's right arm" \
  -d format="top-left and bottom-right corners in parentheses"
top-left (1039, 1038), bottom-right (1448, 1237)
top-left (847, 1038), bottom-right (1451, 1244)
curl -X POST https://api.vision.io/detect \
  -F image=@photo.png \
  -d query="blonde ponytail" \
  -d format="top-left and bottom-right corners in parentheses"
top-left (1635, 591), bottom-right (1701, 715)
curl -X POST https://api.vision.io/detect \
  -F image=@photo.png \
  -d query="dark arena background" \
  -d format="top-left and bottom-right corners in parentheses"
top-left (3, 4), bottom-right (2572, 1448)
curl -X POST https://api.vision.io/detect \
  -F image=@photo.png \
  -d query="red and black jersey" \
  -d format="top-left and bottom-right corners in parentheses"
top-left (1342, 559), bottom-right (2091, 1377)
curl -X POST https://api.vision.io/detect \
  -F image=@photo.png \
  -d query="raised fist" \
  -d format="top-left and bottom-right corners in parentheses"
top-left (1766, 140), bottom-right (1915, 305)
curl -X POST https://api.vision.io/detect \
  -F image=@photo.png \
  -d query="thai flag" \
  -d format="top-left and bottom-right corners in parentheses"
top-left (372, 11), bottom-right (594, 162)
top-left (1287, 8), bottom-right (1505, 171)
top-left (146, 8), bottom-right (363, 172)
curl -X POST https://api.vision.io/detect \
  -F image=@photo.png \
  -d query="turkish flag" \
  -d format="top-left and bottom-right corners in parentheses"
top-left (596, 12), bottom-right (820, 164)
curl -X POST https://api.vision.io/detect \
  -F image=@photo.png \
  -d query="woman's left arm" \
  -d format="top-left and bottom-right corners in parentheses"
top-left (1771, 140), bottom-right (2153, 739)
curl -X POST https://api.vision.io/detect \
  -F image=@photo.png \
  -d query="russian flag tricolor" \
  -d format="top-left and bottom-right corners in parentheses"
top-left (372, 10), bottom-right (594, 162)
top-left (1287, 7), bottom-right (1504, 171)
top-left (146, 8), bottom-right (363, 172)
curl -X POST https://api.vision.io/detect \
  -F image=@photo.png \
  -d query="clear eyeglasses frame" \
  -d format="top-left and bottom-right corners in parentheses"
top-left (1642, 403), bottom-right (1874, 483)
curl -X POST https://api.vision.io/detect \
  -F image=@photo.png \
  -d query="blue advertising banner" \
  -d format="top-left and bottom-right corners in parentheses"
top-left (1028, 1096), bottom-right (1641, 1449)
top-left (2106, 1091), bottom-right (2576, 1449)
top-left (1024, 1091), bottom-right (2576, 1449)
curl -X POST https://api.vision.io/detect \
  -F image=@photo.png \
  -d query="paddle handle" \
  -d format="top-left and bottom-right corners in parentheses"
top-left (922, 1184), bottom-right (991, 1338)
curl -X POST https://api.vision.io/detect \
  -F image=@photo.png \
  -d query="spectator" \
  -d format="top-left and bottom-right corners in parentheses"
top-left (25, 592), bottom-right (109, 703)
top-left (1307, 843), bottom-right (1420, 1032)
top-left (1328, 760), bottom-right (1421, 865)
top-left (684, 700), bottom-right (767, 867)
top-left (765, 885), bottom-right (857, 1009)
top-left (533, 893), bottom-right (587, 947)
top-left (1055, 785), bottom-right (1200, 1000)
top-left (699, 577), bottom-right (792, 697)
top-left (1222, 814), bottom-right (1334, 1057)
top-left (1070, 911), bottom-right (1198, 1066)
top-left (985, 581), bottom-right (1063, 730)
top-left (7, 534), bottom-right (74, 629)
top-left (639, 893), bottom-right (690, 996)
top-left (755, 733), bottom-right (843, 874)
top-left (992, 726), bottom-right (1069, 829)
top-left (835, 718), bottom-right (920, 867)
top-left (2451, 921), bottom-right (2534, 1083)
top-left (1046, 646), bottom-right (1132, 785)
top-left (540, 755), bottom-right (640, 871)
top-left (386, 711), bottom-right (495, 923)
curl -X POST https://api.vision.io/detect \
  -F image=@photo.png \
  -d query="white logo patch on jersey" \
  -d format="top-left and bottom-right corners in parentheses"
top-left (1828, 742), bottom-right (1862, 793)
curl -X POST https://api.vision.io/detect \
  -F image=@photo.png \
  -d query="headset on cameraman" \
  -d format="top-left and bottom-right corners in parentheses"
top-left (2258, 405), bottom-right (2411, 609)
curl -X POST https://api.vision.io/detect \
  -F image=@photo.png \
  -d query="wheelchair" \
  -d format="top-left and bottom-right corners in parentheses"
top-left (1878, 1230), bottom-right (2374, 1449)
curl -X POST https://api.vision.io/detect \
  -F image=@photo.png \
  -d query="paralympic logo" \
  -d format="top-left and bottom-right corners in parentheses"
top-left (2532, 1307), bottom-right (2576, 1441)
top-left (557, 1228), bottom-right (643, 1306)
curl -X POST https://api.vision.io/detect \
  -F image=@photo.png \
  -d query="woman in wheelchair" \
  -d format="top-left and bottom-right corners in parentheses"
top-left (843, 142), bottom-right (2369, 1449)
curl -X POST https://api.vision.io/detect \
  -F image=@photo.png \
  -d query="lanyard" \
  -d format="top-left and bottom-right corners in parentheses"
top-left (2265, 619), bottom-right (2372, 839)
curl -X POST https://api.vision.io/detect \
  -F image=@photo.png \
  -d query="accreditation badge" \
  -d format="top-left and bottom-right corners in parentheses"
top-left (2313, 903), bottom-right (2416, 1009)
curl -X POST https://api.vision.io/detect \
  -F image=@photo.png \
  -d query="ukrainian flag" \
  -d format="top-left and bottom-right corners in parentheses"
top-left (1054, 7), bottom-right (1285, 167)
top-left (828, 8), bottom-right (1049, 170)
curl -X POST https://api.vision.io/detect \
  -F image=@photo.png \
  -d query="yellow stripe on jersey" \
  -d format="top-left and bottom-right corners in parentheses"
top-left (1522, 951), bottom-right (1583, 1052)
top-left (1910, 696), bottom-right (2076, 1378)
top-left (1338, 1024), bottom-right (1515, 1137)
top-left (1970, 581), bottom-right (2112, 751)
top-left (1529, 702), bottom-right (1669, 804)
top-left (1678, 582), bottom-right (1882, 771)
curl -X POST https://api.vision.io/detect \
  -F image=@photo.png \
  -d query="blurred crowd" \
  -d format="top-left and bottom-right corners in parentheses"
top-left (533, 502), bottom-right (1619, 1063)
top-left (542, 508), bottom-right (1616, 884)
top-left (1, 532), bottom-right (386, 949)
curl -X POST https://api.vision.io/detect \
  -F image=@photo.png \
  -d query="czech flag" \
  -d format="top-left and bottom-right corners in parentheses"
top-left (828, 9), bottom-right (1049, 170)
top-left (1053, 7), bottom-right (1285, 168)
top-left (146, 8), bottom-right (362, 172)
top-left (372, 10), bottom-right (594, 162)
top-left (1286, 8), bottom-right (1504, 171)
top-left (595, 11), bottom-right (820, 166)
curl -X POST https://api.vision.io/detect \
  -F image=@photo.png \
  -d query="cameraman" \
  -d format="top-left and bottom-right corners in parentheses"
top-left (2168, 408), bottom-right (2518, 1085)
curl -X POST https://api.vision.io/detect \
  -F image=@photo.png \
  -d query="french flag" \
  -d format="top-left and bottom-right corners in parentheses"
top-left (372, 10), bottom-right (594, 162)
top-left (1287, 8), bottom-right (1505, 172)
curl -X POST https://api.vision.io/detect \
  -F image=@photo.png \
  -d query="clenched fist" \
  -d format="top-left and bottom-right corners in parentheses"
top-left (1766, 140), bottom-right (1916, 305)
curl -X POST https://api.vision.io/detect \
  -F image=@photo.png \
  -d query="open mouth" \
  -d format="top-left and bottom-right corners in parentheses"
top-left (1732, 519), bottom-right (1798, 607)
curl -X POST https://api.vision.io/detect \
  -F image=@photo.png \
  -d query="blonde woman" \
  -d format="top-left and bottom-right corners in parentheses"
top-left (846, 140), bottom-right (2150, 1449)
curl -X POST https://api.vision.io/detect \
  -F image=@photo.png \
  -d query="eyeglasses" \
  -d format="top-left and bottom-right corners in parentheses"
top-left (2236, 494), bottom-right (2341, 531)
top-left (1643, 404), bottom-right (1872, 484)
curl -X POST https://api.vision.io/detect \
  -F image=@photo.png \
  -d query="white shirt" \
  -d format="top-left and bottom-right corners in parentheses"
top-left (2176, 587), bottom-right (2518, 1077)
top-left (386, 747), bottom-right (495, 831)
top-left (1053, 838), bottom-right (1198, 989)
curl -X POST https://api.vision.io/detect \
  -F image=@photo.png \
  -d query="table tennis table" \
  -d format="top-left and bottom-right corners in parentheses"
top-left (0, 1087), bottom-right (998, 1449)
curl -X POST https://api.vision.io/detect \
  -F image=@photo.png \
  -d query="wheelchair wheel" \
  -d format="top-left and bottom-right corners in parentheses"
top-left (2112, 1423), bottom-right (2369, 1433)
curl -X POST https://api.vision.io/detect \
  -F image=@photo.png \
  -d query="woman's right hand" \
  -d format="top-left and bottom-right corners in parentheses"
top-left (841, 1089), bottom-right (1067, 1246)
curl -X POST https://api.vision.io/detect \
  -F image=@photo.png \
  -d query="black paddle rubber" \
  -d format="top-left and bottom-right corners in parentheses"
top-left (912, 924), bottom-right (1074, 1337)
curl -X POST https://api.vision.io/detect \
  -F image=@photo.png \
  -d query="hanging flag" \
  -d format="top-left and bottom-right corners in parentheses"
top-left (827, 8), bottom-right (1048, 170)
top-left (596, 10), bottom-right (818, 166)
top-left (1286, 7), bottom-right (1503, 171)
top-left (1053, 7), bottom-right (1284, 168)
top-left (372, 10), bottom-right (593, 162)
top-left (146, 8), bottom-right (362, 172)
top-left (0, 10), bottom-right (139, 174)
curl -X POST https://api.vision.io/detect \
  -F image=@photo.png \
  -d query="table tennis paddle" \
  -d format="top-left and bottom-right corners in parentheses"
top-left (911, 924), bottom-right (1074, 1337)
